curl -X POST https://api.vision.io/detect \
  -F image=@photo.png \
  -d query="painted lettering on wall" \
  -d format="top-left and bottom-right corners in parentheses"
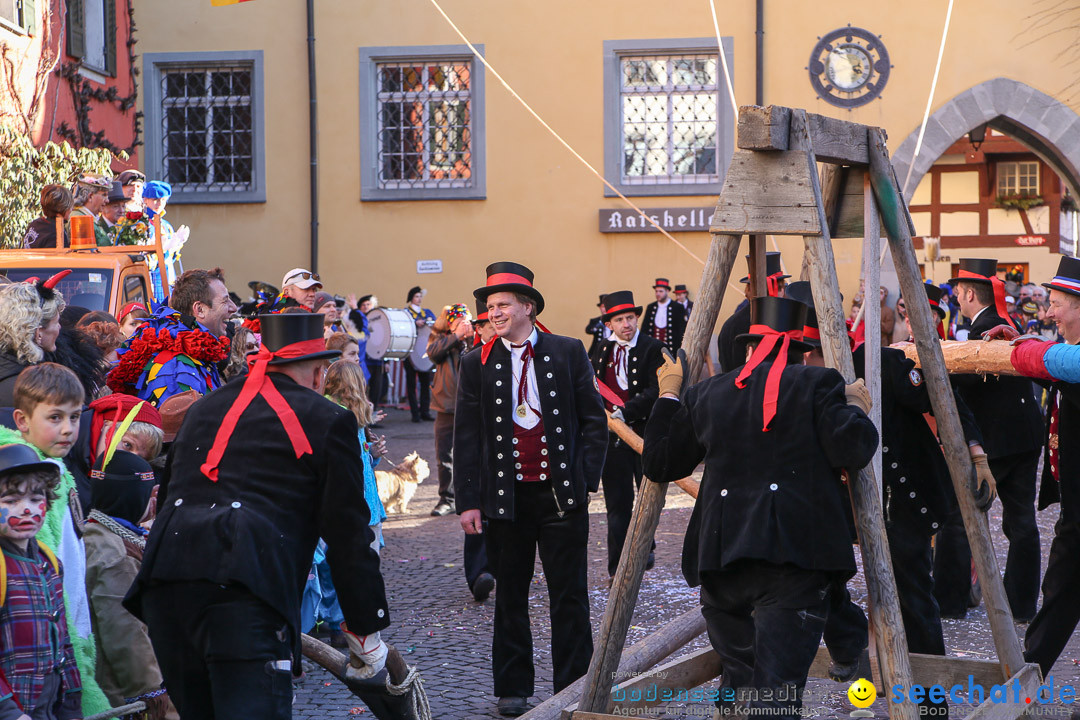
top-left (599, 207), bottom-right (714, 234)
top-left (1015, 235), bottom-right (1046, 246)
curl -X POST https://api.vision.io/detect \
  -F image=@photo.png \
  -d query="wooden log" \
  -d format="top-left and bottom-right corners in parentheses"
top-left (562, 649), bottom-right (723, 717)
top-left (736, 104), bottom-right (871, 165)
top-left (606, 414), bottom-right (700, 499)
top-left (833, 166), bottom-right (868, 239)
top-left (576, 233), bottom-right (741, 714)
top-left (791, 109), bottom-right (918, 720)
top-left (864, 174), bottom-right (883, 493)
top-left (895, 340), bottom-right (1020, 376)
top-left (809, 645), bottom-right (1027, 690)
top-left (867, 126), bottom-right (1026, 679)
top-left (523, 607), bottom-right (707, 720)
top-left (751, 234), bottom-right (766, 305)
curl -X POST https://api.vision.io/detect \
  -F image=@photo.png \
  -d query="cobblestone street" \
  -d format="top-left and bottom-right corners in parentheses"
top-left (293, 406), bottom-right (1080, 719)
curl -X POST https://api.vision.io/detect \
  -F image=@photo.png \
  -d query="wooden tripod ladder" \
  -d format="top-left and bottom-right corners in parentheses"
top-left (525, 105), bottom-right (1043, 720)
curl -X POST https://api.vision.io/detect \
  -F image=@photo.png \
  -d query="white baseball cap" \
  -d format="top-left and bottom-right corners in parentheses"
top-left (282, 268), bottom-right (322, 290)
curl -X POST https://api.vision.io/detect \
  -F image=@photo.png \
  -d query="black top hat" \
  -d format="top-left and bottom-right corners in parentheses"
top-left (474, 299), bottom-right (489, 323)
top-left (739, 252), bottom-right (791, 284)
top-left (601, 290), bottom-right (643, 322)
top-left (597, 294), bottom-right (607, 307)
top-left (0, 444), bottom-right (60, 481)
top-left (735, 296), bottom-right (812, 353)
top-left (783, 282), bottom-right (821, 348)
top-left (674, 284), bottom-right (689, 293)
top-left (474, 262), bottom-right (545, 314)
top-left (653, 278), bottom-right (672, 290)
top-left (923, 282), bottom-right (947, 319)
top-left (258, 313), bottom-right (341, 365)
top-left (949, 258), bottom-right (999, 286)
top-left (1043, 256), bottom-right (1080, 298)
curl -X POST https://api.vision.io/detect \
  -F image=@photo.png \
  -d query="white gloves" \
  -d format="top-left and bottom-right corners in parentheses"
top-left (342, 627), bottom-right (388, 680)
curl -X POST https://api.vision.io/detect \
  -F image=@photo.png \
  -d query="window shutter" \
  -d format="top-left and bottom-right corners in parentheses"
top-left (104, 0), bottom-right (116, 75)
top-left (22, 0), bottom-right (37, 35)
top-left (67, 0), bottom-right (85, 59)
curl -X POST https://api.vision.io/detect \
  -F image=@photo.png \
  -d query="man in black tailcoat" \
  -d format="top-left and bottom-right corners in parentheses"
top-left (640, 278), bottom-right (687, 352)
top-left (454, 262), bottom-right (607, 717)
top-left (942, 257), bottom-right (1044, 621)
top-left (124, 313), bottom-right (390, 719)
top-left (591, 290), bottom-right (664, 578)
top-left (674, 284), bottom-right (694, 318)
top-left (716, 252), bottom-right (790, 373)
top-left (643, 296), bottom-right (877, 719)
top-left (585, 294), bottom-right (608, 363)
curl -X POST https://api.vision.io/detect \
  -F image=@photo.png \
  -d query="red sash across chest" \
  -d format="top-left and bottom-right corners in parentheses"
top-left (602, 356), bottom-right (629, 413)
top-left (512, 418), bottom-right (549, 482)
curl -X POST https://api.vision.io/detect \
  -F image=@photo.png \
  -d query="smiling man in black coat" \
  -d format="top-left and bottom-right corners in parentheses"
top-left (454, 262), bottom-right (607, 717)
top-left (591, 290), bottom-right (664, 578)
top-left (124, 313), bottom-right (390, 720)
top-left (643, 296), bottom-right (877, 719)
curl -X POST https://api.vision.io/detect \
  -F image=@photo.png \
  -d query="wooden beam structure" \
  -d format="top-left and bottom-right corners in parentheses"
top-left (737, 104), bottom-right (871, 165)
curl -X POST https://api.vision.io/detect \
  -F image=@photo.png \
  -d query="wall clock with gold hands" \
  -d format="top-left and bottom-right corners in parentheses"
top-left (808, 25), bottom-right (891, 109)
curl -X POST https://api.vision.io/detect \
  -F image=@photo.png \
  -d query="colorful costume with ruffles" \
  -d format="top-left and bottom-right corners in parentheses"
top-left (106, 306), bottom-right (230, 407)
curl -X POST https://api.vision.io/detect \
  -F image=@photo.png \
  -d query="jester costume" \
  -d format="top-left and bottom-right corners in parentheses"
top-left (106, 306), bottom-right (230, 407)
top-left (0, 426), bottom-right (112, 716)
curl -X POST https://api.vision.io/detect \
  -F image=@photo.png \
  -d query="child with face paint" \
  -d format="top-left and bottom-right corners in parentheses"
top-left (0, 443), bottom-right (83, 720)
top-left (0, 363), bottom-right (113, 716)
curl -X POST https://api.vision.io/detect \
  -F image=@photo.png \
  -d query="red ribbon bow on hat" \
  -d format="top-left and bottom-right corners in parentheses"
top-left (766, 272), bottom-right (784, 298)
top-left (958, 270), bottom-right (1010, 322)
top-left (734, 324), bottom-right (803, 431)
top-left (200, 337), bottom-right (325, 481)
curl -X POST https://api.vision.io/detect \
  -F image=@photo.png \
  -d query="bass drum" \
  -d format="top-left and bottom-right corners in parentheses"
top-left (365, 308), bottom-right (417, 360)
top-left (410, 325), bottom-right (435, 372)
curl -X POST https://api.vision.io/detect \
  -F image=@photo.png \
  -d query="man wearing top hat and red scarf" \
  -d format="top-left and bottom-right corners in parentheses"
top-left (941, 257), bottom-right (1044, 621)
top-left (123, 313), bottom-right (391, 720)
top-left (454, 262), bottom-right (607, 717)
top-left (643, 296), bottom-right (877, 719)
top-left (716, 252), bottom-right (790, 373)
top-left (590, 290), bottom-right (664, 579)
top-left (978, 256), bottom-right (1080, 682)
top-left (640, 278), bottom-right (687, 353)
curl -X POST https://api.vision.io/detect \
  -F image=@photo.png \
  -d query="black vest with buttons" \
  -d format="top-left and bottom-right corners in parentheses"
top-left (640, 301), bottom-right (687, 352)
top-left (453, 332), bottom-right (609, 521)
top-left (591, 334), bottom-right (665, 436)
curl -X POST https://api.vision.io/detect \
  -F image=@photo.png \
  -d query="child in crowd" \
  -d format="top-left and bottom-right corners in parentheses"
top-left (84, 442), bottom-right (175, 719)
top-left (0, 443), bottom-right (82, 720)
top-left (302, 360), bottom-right (387, 647)
top-left (117, 303), bottom-right (150, 339)
top-left (87, 395), bottom-right (164, 465)
top-left (1, 363), bottom-right (112, 715)
top-left (22, 184), bottom-right (73, 249)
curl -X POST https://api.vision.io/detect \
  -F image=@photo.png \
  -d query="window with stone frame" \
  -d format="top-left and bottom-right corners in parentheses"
top-left (619, 53), bottom-right (721, 186)
top-left (159, 64), bottom-right (254, 193)
top-left (375, 60), bottom-right (473, 190)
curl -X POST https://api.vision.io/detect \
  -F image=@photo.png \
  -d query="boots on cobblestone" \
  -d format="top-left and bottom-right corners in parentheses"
top-left (430, 500), bottom-right (454, 516)
top-left (497, 697), bottom-right (529, 716)
top-left (472, 572), bottom-right (495, 602)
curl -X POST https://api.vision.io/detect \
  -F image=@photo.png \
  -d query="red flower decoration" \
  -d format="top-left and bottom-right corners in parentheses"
top-left (106, 326), bottom-right (230, 394)
top-left (242, 317), bottom-right (262, 333)
top-left (125, 210), bottom-right (143, 221)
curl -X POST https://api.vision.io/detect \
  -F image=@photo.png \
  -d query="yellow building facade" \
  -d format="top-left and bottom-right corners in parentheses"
top-left (134, 0), bottom-right (1080, 335)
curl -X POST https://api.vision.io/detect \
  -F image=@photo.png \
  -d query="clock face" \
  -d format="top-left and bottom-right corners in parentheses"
top-left (809, 26), bottom-right (890, 108)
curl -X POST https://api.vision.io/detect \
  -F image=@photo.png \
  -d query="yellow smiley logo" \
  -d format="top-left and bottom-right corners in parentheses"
top-left (847, 678), bottom-right (877, 708)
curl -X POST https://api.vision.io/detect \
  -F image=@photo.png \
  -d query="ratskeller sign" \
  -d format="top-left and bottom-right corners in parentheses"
top-left (599, 207), bottom-right (714, 233)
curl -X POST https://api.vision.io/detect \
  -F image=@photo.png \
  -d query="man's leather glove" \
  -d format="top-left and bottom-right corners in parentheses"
top-left (983, 324), bottom-right (1020, 341)
top-left (342, 627), bottom-right (388, 680)
top-left (844, 378), bottom-right (872, 414)
top-left (657, 348), bottom-right (687, 398)
top-left (1009, 333), bottom-right (1052, 346)
top-left (971, 453), bottom-right (997, 512)
top-left (610, 408), bottom-right (625, 422)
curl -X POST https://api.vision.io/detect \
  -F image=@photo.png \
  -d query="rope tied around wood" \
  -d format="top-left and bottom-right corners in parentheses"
top-left (385, 665), bottom-right (432, 720)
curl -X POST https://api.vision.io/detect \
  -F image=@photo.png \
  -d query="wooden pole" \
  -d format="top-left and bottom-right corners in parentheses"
top-left (523, 607), bottom-right (707, 720)
top-left (863, 174), bottom-right (883, 491)
top-left (576, 233), bottom-right (742, 714)
top-left (791, 109), bottom-right (918, 720)
top-left (866, 127), bottom-right (1026, 678)
top-left (895, 340), bottom-right (1021, 376)
top-left (750, 234), bottom-right (766, 322)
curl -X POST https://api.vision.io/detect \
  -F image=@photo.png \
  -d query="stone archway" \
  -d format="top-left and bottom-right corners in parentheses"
top-left (890, 78), bottom-right (1080, 202)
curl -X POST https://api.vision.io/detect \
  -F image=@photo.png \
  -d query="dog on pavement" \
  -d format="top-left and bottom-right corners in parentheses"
top-left (376, 451), bottom-right (430, 514)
